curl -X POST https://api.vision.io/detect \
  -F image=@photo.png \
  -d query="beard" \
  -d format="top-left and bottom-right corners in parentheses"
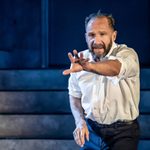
top-left (89, 41), bottom-right (113, 61)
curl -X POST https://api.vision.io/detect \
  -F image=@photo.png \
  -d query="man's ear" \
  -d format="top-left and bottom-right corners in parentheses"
top-left (113, 30), bottom-right (117, 41)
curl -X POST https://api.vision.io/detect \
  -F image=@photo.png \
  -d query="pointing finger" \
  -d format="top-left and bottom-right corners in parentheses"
top-left (68, 52), bottom-right (75, 63)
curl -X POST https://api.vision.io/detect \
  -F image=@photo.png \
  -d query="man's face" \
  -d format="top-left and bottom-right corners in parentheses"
top-left (85, 17), bottom-right (117, 59)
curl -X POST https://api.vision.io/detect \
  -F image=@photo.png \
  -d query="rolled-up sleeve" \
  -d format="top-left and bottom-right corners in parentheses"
top-left (106, 48), bottom-right (139, 85)
top-left (109, 48), bottom-right (139, 79)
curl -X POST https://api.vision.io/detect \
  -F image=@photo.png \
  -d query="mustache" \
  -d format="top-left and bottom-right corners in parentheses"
top-left (92, 43), bottom-right (105, 49)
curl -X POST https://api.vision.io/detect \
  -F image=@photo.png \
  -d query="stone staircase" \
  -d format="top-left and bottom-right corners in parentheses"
top-left (0, 69), bottom-right (149, 150)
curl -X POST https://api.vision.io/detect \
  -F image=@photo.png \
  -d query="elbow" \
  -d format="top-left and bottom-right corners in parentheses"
top-left (109, 69), bottom-right (120, 76)
top-left (114, 69), bottom-right (120, 76)
top-left (111, 60), bottom-right (121, 76)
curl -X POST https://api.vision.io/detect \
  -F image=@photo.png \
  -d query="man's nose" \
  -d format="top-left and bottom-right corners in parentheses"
top-left (94, 35), bottom-right (102, 44)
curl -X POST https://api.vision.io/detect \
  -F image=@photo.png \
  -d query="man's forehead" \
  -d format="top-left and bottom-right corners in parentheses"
top-left (88, 17), bottom-right (108, 25)
top-left (86, 17), bottom-right (110, 31)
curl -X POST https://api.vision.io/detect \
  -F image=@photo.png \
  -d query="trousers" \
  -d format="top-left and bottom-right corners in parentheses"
top-left (80, 118), bottom-right (140, 150)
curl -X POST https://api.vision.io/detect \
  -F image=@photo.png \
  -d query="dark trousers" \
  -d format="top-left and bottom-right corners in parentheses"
top-left (80, 118), bottom-right (140, 150)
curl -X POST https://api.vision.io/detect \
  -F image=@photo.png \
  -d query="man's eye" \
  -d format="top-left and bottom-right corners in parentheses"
top-left (88, 33), bottom-right (95, 37)
top-left (100, 33), bottom-right (105, 36)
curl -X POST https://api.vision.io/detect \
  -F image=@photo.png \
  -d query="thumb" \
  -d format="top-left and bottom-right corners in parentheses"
top-left (85, 128), bottom-right (89, 141)
top-left (62, 69), bottom-right (71, 75)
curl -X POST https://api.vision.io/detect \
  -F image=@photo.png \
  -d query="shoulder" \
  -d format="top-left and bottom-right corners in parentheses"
top-left (112, 44), bottom-right (138, 57)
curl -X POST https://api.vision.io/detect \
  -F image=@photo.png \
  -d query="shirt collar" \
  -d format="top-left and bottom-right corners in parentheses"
top-left (106, 42), bottom-right (117, 57)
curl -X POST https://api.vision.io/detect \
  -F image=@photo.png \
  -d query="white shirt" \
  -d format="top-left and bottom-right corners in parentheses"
top-left (68, 43), bottom-right (140, 124)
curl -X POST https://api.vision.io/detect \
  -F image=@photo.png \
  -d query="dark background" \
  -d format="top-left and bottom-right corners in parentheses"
top-left (0, 1), bottom-right (149, 149)
top-left (0, 0), bottom-right (149, 69)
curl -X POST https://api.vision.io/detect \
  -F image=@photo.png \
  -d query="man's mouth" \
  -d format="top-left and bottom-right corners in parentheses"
top-left (92, 44), bottom-right (104, 49)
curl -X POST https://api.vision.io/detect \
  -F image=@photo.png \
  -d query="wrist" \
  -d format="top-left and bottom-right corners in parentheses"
top-left (75, 118), bottom-right (86, 127)
top-left (85, 62), bottom-right (94, 72)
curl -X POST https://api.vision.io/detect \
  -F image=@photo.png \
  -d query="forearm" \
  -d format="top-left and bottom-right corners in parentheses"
top-left (83, 59), bottom-right (121, 76)
top-left (69, 95), bottom-right (85, 126)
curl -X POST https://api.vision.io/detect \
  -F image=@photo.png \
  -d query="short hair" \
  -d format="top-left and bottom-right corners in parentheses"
top-left (85, 10), bottom-right (116, 31)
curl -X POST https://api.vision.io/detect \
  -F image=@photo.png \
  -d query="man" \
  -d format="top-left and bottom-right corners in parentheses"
top-left (63, 10), bottom-right (140, 150)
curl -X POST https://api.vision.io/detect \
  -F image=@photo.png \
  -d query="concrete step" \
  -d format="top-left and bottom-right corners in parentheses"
top-left (0, 139), bottom-right (148, 150)
top-left (0, 68), bottom-right (149, 90)
top-left (0, 90), bottom-right (149, 114)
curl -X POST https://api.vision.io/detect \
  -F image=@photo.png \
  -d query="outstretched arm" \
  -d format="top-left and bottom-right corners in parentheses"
top-left (63, 50), bottom-right (121, 76)
top-left (82, 59), bottom-right (121, 76)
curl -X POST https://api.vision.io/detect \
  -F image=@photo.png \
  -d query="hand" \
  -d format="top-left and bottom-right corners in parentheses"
top-left (63, 50), bottom-right (89, 75)
top-left (73, 119), bottom-right (89, 147)
top-left (63, 50), bottom-right (83, 75)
